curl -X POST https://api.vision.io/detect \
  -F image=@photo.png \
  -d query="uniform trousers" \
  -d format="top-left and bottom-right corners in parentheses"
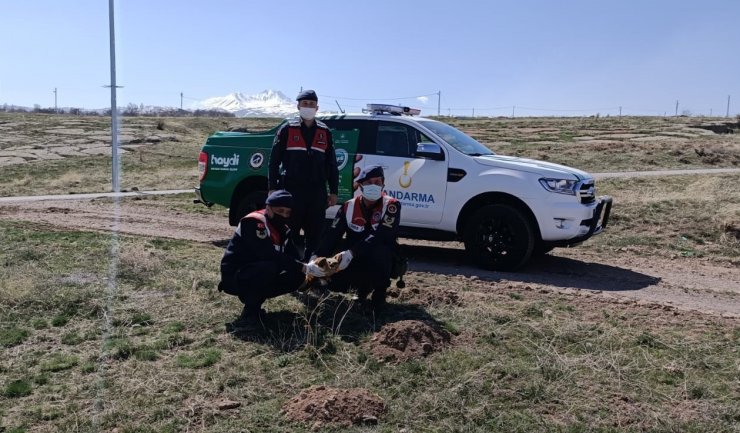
top-left (328, 243), bottom-right (393, 301)
top-left (286, 184), bottom-right (328, 261)
top-left (221, 261), bottom-right (305, 312)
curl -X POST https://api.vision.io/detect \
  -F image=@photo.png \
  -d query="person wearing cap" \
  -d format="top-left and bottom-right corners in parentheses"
top-left (268, 89), bottom-right (339, 261)
top-left (218, 190), bottom-right (327, 328)
top-left (314, 165), bottom-right (401, 312)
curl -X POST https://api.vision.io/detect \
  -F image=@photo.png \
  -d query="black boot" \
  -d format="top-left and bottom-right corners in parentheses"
top-left (370, 287), bottom-right (387, 313)
top-left (230, 304), bottom-right (264, 330)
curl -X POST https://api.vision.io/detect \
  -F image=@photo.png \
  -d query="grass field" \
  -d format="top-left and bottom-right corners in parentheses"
top-left (0, 113), bottom-right (279, 197)
top-left (1, 114), bottom-right (739, 432)
top-left (1, 220), bottom-right (738, 432)
top-left (0, 113), bottom-right (738, 197)
top-left (588, 174), bottom-right (740, 264)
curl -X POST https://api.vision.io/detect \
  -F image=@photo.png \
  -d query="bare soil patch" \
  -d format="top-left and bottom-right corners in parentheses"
top-left (282, 385), bottom-right (386, 428)
top-left (364, 319), bottom-right (453, 362)
top-left (388, 284), bottom-right (463, 307)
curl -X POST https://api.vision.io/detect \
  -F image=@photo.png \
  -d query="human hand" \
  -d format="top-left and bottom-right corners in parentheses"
top-left (336, 250), bottom-right (353, 271)
top-left (327, 194), bottom-right (338, 207)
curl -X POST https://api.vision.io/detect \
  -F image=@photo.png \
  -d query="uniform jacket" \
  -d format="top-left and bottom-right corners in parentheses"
top-left (268, 118), bottom-right (339, 194)
top-left (220, 209), bottom-right (302, 279)
top-left (315, 194), bottom-right (401, 258)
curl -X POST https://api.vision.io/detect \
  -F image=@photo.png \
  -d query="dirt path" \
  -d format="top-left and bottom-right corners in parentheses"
top-left (402, 241), bottom-right (739, 318)
top-left (1, 196), bottom-right (737, 318)
top-left (592, 167), bottom-right (740, 179)
top-left (0, 197), bottom-right (233, 242)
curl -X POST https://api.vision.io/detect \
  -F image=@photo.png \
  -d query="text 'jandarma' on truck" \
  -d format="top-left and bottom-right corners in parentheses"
top-left (195, 103), bottom-right (612, 271)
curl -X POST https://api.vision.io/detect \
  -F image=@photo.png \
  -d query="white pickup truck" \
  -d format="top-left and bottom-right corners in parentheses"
top-left (196, 103), bottom-right (612, 271)
top-left (319, 104), bottom-right (612, 271)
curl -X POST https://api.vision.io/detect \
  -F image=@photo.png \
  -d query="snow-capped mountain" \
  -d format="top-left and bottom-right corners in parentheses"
top-left (196, 90), bottom-right (297, 117)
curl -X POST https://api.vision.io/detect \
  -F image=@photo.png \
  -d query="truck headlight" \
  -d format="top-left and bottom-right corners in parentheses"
top-left (539, 178), bottom-right (577, 195)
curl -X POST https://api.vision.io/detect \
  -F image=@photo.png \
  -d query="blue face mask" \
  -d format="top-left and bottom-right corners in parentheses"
top-left (361, 184), bottom-right (383, 201)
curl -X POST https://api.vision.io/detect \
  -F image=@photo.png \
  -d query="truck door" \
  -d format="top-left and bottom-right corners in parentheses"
top-left (361, 120), bottom-right (448, 225)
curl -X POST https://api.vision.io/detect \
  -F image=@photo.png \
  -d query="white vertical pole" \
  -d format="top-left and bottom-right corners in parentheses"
top-left (109, 0), bottom-right (120, 193)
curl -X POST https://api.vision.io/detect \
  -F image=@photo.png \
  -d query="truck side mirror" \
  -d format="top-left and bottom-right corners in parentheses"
top-left (416, 142), bottom-right (444, 160)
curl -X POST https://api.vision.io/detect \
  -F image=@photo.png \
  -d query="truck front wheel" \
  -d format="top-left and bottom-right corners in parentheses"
top-left (463, 204), bottom-right (535, 271)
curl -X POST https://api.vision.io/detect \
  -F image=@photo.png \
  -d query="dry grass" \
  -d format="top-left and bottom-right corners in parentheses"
top-left (0, 220), bottom-right (738, 432)
top-left (588, 174), bottom-right (740, 263)
top-left (1, 114), bottom-right (740, 431)
top-left (442, 116), bottom-right (740, 172)
top-left (2, 113), bottom-right (739, 197)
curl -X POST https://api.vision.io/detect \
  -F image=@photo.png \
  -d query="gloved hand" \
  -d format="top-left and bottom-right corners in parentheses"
top-left (304, 260), bottom-right (327, 277)
top-left (336, 250), bottom-right (354, 271)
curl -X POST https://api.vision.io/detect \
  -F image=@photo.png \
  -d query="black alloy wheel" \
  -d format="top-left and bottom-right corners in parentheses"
top-left (463, 204), bottom-right (535, 271)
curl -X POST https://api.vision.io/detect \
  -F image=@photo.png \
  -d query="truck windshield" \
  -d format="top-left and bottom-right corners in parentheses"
top-left (417, 120), bottom-right (495, 156)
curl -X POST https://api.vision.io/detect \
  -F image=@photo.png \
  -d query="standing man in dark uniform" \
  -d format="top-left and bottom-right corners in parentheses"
top-left (268, 89), bottom-right (339, 261)
top-left (314, 165), bottom-right (401, 312)
top-left (218, 190), bottom-right (326, 328)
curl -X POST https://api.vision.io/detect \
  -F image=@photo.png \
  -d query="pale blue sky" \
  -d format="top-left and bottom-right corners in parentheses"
top-left (1, 0), bottom-right (738, 116)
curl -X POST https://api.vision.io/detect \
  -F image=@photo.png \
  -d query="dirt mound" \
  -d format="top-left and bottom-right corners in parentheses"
top-left (282, 385), bottom-right (386, 428)
top-left (366, 320), bottom-right (453, 362)
top-left (388, 286), bottom-right (462, 306)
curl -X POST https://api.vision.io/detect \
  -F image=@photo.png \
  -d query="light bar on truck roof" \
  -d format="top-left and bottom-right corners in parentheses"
top-left (364, 104), bottom-right (421, 116)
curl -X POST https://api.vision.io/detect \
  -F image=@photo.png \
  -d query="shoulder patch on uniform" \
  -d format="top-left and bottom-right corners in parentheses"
top-left (387, 203), bottom-right (398, 214)
top-left (256, 226), bottom-right (267, 239)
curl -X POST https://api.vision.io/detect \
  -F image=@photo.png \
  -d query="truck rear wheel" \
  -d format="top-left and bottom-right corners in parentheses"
top-left (233, 191), bottom-right (267, 224)
top-left (463, 204), bottom-right (535, 271)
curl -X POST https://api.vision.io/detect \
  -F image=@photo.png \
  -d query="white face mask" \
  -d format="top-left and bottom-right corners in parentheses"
top-left (299, 107), bottom-right (317, 121)
top-left (361, 184), bottom-right (383, 201)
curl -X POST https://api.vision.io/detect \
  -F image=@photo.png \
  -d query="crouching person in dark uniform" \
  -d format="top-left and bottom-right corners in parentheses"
top-left (314, 165), bottom-right (401, 313)
top-left (218, 190), bottom-right (326, 328)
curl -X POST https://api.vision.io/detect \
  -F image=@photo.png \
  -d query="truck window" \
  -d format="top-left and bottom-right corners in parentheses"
top-left (376, 121), bottom-right (412, 157)
top-left (322, 118), bottom-right (376, 154)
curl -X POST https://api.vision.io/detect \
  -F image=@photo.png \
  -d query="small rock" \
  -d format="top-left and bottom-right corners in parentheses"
top-left (543, 309), bottom-right (553, 317)
top-left (217, 399), bottom-right (241, 410)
